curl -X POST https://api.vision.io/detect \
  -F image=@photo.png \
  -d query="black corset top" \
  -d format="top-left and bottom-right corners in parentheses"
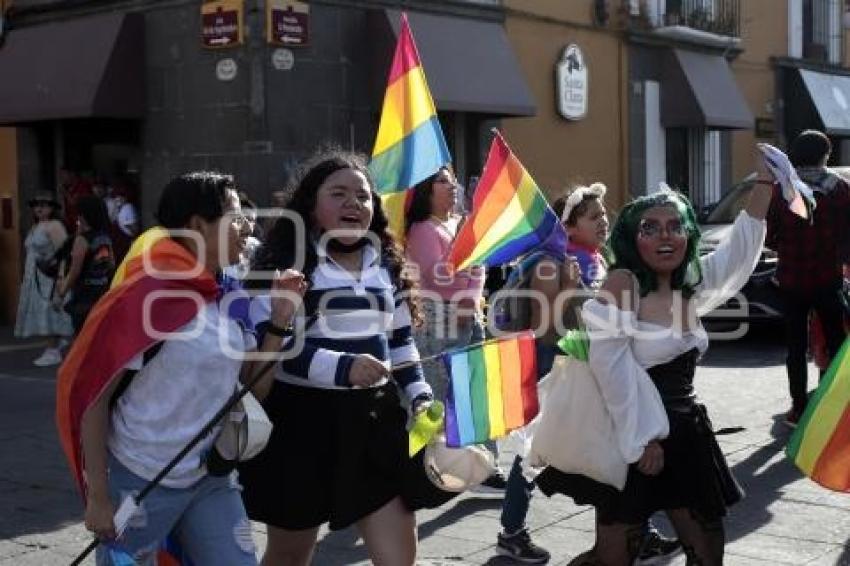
top-left (646, 347), bottom-right (700, 408)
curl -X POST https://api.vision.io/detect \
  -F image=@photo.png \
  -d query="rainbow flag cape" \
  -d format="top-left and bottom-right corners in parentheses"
top-left (111, 226), bottom-right (168, 288)
top-left (787, 338), bottom-right (850, 491)
top-left (447, 132), bottom-right (567, 271)
top-left (442, 332), bottom-right (539, 448)
top-left (56, 238), bottom-right (218, 497)
top-left (369, 12), bottom-right (451, 238)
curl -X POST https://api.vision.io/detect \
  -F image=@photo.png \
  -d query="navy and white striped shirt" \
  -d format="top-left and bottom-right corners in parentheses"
top-left (250, 242), bottom-right (430, 402)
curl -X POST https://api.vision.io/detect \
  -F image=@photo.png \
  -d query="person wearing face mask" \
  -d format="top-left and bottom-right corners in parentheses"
top-left (536, 176), bottom-right (773, 566)
top-left (239, 150), bottom-right (432, 566)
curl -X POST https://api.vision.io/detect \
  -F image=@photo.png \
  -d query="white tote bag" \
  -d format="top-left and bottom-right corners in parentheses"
top-left (528, 355), bottom-right (629, 490)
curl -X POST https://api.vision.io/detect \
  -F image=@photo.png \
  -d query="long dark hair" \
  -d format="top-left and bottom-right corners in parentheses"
top-left (608, 190), bottom-right (703, 298)
top-left (405, 165), bottom-right (452, 234)
top-left (252, 149), bottom-right (418, 318)
top-left (76, 195), bottom-right (111, 233)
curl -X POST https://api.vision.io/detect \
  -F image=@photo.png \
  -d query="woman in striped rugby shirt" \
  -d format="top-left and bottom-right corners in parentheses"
top-left (239, 150), bottom-right (432, 566)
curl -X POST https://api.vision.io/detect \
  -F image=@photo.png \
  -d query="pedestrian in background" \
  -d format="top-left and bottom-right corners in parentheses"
top-left (766, 129), bottom-right (850, 427)
top-left (240, 150), bottom-right (432, 566)
top-left (405, 165), bottom-right (486, 401)
top-left (14, 191), bottom-right (73, 366)
top-left (56, 195), bottom-right (115, 334)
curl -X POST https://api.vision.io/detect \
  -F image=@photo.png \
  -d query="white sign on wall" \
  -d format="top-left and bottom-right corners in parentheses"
top-left (556, 44), bottom-right (588, 121)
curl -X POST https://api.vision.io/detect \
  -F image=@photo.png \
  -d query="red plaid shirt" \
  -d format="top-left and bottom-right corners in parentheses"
top-left (765, 171), bottom-right (850, 293)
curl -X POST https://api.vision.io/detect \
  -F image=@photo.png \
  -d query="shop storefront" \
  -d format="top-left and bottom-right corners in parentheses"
top-left (629, 43), bottom-right (753, 210)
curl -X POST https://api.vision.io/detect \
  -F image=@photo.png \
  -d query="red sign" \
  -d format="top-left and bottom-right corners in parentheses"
top-left (201, 1), bottom-right (243, 49)
top-left (268, 1), bottom-right (309, 47)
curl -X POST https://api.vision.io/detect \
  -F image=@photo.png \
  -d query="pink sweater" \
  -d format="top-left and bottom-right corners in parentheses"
top-left (406, 219), bottom-right (485, 303)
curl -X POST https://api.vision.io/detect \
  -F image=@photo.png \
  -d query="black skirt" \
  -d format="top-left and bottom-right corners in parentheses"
top-left (238, 380), bottom-right (408, 531)
top-left (536, 403), bottom-right (743, 525)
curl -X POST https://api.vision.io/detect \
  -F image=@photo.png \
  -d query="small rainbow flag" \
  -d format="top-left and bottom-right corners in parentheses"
top-left (447, 132), bottom-right (567, 271)
top-left (787, 339), bottom-right (850, 491)
top-left (369, 13), bottom-right (451, 237)
top-left (442, 332), bottom-right (539, 448)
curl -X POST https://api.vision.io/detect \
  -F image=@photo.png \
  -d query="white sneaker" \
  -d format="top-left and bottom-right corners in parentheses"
top-left (33, 348), bottom-right (62, 367)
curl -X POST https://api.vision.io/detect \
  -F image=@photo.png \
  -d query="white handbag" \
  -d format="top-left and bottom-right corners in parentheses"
top-left (528, 355), bottom-right (629, 490)
top-left (206, 389), bottom-right (273, 476)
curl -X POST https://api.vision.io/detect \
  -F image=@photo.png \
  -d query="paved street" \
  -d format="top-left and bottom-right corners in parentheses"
top-left (2, 326), bottom-right (850, 565)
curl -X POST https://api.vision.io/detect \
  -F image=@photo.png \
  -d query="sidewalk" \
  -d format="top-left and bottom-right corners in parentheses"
top-left (1, 327), bottom-right (850, 564)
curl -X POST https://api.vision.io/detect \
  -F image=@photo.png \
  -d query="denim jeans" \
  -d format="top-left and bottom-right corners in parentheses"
top-left (96, 454), bottom-right (257, 566)
top-left (500, 455), bottom-right (534, 533)
top-left (499, 343), bottom-right (558, 533)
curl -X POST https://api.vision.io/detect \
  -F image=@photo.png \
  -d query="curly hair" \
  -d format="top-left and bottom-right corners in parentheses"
top-left (608, 190), bottom-right (703, 298)
top-left (251, 148), bottom-right (419, 319)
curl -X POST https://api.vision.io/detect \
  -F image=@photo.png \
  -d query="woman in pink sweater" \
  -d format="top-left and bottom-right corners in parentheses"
top-left (405, 166), bottom-right (485, 401)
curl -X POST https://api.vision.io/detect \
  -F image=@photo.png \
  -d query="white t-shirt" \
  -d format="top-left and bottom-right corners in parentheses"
top-left (116, 203), bottom-right (139, 236)
top-left (108, 302), bottom-right (256, 488)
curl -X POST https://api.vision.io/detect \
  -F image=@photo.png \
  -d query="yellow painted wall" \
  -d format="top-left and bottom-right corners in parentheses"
top-left (502, 3), bottom-right (629, 211)
top-left (0, 128), bottom-right (20, 325)
top-left (730, 0), bottom-right (788, 182)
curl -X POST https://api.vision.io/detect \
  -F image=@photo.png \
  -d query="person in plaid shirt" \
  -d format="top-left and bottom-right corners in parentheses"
top-left (765, 130), bottom-right (850, 427)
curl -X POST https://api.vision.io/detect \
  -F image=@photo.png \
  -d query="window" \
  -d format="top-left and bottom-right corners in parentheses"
top-left (803, 0), bottom-right (842, 63)
top-left (665, 128), bottom-right (721, 209)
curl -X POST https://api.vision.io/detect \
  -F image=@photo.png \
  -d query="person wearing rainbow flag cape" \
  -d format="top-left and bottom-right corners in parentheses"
top-left (57, 172), bottom-right (306, 564)
top-left (536, 176), bottom-right (773, 565)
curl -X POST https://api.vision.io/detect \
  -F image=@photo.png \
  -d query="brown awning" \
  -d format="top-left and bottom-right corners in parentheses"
top-left (661, 49), bottom-right (753, 130)
top-left (0, 12), bottom-right (144, 124)
top-left (378, 9), bottom-right (536, 117)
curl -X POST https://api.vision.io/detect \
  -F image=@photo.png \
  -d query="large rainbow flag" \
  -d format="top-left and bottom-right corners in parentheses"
top-left (447, 132), bottom-right (567, 271)
top-left (369, 12), bottom-right (451, 237)
top-left (442, 332), bottom-right (539, 448)
top-left (787, 339), bottom-right (850, 491)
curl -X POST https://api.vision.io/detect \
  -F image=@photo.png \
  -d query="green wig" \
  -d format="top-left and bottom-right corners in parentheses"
top-left (608, 190), bottom-right (703, 298)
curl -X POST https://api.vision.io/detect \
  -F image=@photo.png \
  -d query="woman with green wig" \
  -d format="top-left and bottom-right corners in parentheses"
top-left (536, 176), bottom-right (774, 565)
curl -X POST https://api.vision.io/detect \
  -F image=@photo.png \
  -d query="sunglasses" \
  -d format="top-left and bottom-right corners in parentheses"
top-left (30, 201), bottom-right (55, 208)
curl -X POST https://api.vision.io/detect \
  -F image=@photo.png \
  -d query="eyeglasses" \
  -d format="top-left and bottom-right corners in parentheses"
top-left (637, 219), bottom-right (686, 239)
top-left (224, 211), bottom-right (250, 229)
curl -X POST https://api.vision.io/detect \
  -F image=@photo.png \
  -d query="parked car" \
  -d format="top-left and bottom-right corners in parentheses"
top-left (698, 174), bottom-right (782, 323)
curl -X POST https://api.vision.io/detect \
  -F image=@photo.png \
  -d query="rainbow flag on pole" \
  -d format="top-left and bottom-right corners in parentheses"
top-left (787, 339), bottom-right (850, 491)
top-left (447, 132), bottom-right (567, 271)
top-left (369, 12), bottom-right (451, 237)
top-left (442, 332), bottom-right (539, 448)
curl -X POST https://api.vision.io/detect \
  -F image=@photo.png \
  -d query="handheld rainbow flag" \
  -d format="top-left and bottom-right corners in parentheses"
top-left (787, 339), bottom-right (850, 491)
top-left (442, 332), bottom-right (539, 448)
top-left (369, 12), bottom-right (451, 237)
top-left (447, 132), bottom-right (567, 271)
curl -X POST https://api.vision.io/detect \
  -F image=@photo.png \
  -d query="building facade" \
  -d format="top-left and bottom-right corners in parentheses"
top-left (0, 0), bottom-right (535, 322)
